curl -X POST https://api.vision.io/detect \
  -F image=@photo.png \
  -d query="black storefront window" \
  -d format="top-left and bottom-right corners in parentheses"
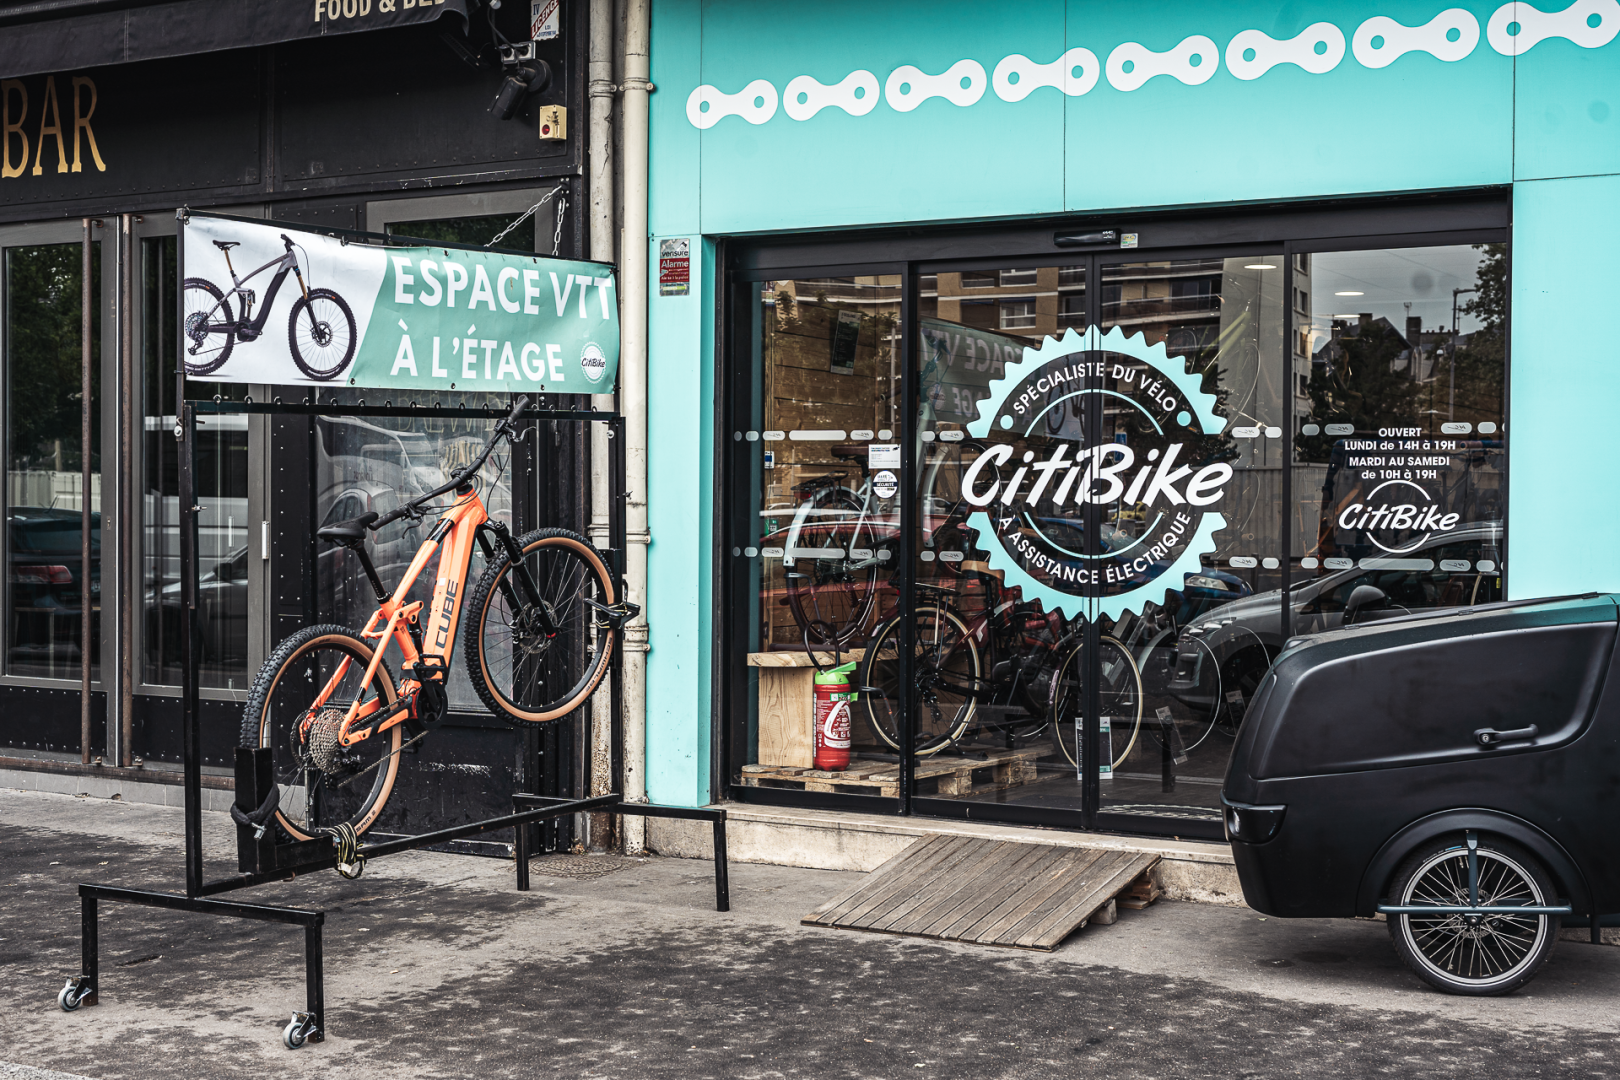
top-left (722, 198), bottom-right (1510, 839)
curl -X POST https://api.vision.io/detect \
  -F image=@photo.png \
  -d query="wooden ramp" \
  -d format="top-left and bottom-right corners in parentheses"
top-left (802, 834), bottom-right (1158, 951)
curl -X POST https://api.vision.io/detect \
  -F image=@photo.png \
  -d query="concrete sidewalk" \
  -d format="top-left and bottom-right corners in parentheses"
top-left (4, 787), bottom-right (1620, 1079)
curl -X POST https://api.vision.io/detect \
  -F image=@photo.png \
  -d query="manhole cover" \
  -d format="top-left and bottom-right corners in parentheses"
top-left (528, 854), bottom-right (643, 880)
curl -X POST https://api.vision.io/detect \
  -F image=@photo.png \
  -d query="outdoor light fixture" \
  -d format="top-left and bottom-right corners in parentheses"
top-left (486, 0), bottom-right (553, 121)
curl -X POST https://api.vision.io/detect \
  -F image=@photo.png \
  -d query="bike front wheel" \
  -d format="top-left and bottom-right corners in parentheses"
top-left (859, 605), bottom-right (980, 756)
top-left (465, 528), bottom-right (617, 722)
top-left (288, 288), bottom-right (358, 380)
top-left (240, 624), bottom-right (403, 841)
top-left (182, 277), bottom-right (235, 375)
top-left (1052, 635), bottom-right (1144, 770)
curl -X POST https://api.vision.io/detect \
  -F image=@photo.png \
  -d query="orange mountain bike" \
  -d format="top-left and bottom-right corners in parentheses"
top-left (240, 396), bottom-right (633, 842)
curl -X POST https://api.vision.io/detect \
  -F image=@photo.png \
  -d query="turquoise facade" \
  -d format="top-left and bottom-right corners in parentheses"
top-left (645, 0), bottom-right (1620, 805)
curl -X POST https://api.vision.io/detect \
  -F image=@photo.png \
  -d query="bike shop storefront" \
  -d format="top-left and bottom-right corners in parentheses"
top-left (719, 200), bottom-right (1509, 839)
top-left (0, 0), bottom-right (603, 839)
top-left (652, 0), bottom-right (1582, 841)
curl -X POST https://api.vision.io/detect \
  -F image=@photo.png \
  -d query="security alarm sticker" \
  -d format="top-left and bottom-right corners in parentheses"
top-left (659, 238), bottom-right (690, 296)
top-left (965, 326), bottom-right (1231, 620)
top-left (871, 469), bottom-right (899, 500)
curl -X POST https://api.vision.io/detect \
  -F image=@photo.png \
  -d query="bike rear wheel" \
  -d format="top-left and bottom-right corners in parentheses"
top-left (859, 605), bottom-right (980, 757)
top-left (785, 489), bottom-right (883, 650)
top-left (465, 528), bottom-right (616, 722)
top-left (1052, 635), bottom-right (1144, 770)
top-left (182, 277), bottom-right (235, 375)
top-left (240, 624), bottom-right (402, 841)
top-left (288, 288), bottom-right (358, 380)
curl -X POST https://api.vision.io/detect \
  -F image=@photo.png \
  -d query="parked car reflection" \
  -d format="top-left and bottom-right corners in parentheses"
top-left (8, 507), bottom-right (100, 671)
top-left (148, 545), bottom-right (249, 668)
top-left (1168, 522), bottom-right (1504, 721)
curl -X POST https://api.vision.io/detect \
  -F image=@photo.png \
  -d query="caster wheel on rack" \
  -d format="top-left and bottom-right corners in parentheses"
top-left (58, 978), bottom-right (90, 1012)
top-left (283, 1011), bottom-right (319, 1049)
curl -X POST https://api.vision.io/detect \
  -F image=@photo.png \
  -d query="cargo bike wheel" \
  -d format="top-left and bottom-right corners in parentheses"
top-left (1386, 837), bottom-right (1559, 996)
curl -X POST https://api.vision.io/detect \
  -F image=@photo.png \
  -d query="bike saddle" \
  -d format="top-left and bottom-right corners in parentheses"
top-left (212, 240), bottom-right (241, 251)
top-left (829, 444), bottom-right (867, 461)
top-left (317, 511), bottom-right (378, 545)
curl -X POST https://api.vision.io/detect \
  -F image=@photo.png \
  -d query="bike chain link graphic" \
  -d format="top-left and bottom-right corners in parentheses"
top-left (884, 59), bottom-right (987, 112)
top-left (962, 326), bottom-right (1227, 623)
top-left (1353, 8), bottom-right (1480, 68)
top-left (993, 47), bottom-right (1101, 100)
top-left (1225, 22), bottom-right (1346, 80)
top-left (784, 70), bottom-right (882, 120)
top-left (1106, 35), bottom-right (1220, 91)
top-left (686, 2), bottom-right (1619, 127)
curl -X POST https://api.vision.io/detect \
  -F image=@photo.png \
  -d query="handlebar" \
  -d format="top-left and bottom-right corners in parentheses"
top-left (281, 233), bottom-right (294, 251)
top-left (370, 396), bottom-right (530, 530)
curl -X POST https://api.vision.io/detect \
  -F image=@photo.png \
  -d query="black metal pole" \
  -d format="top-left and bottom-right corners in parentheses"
top-left (180, 402), bottom-right (202, 896)
top-left (358, 793), bottom-right (623, 859)
top-left (80, 892), bottom-right (99, 1004)
top-left (897, 265), bottom-right (918, 814)
top-left (80, 217), bottom-right (93, 764)
top-left (711, 815), bottom-right (730, 912)
top-left (514, 796), bottom-right (531, 892)
top-left (304, 921), bottom-right (325, 1042)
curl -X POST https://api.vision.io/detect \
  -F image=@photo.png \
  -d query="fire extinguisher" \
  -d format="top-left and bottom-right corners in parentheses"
top-left (813, 661), bottom-right (858, 771)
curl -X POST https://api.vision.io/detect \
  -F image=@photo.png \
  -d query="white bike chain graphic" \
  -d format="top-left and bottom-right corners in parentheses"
top-left (687, 0), bottom-right (1618, 128)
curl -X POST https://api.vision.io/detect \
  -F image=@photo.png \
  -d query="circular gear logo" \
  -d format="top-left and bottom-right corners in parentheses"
top-left (964, 327), bottom-right (1234, 621)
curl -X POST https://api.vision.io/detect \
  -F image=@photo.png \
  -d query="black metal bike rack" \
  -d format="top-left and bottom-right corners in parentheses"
top-left (59, 392), bottom-right (728, 1048)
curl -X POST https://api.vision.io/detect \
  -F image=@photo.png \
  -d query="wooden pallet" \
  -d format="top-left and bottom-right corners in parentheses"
top-left (741, 746), bottom-right (1042, 799)
top-left (803, 834), bottom-right (1159, 950)
top-left (1116, 869), bottom-right (1162, 910)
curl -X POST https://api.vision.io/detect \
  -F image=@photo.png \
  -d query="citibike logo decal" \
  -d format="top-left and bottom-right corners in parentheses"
top-left (964, 327), bottom-right (1230, 621)
top-left (1339, 480), bottom-right (1461, 554)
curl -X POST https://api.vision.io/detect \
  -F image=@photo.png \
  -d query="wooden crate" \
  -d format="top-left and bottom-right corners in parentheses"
top-left (742, 746), bottom-right (1043, 799)
top-left (748, 649), bottom-right (871, 769)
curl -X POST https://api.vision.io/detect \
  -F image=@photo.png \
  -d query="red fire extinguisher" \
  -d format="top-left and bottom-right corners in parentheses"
top-left (813, 661), bottom-right (858, 771)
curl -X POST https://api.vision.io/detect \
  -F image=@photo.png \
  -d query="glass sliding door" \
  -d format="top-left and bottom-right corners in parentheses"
top-left (1094, 256), bottom-right (1283, 828)
top-left (4, 232), bottom-right (101, 683)
top-left (729, 274), bottom-right (903, 796)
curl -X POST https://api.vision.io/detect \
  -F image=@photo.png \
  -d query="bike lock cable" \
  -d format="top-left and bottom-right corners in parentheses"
top-left (229, 784), bottom-right (282, 840)
top-left (324, 822), bottom-right (366, 880)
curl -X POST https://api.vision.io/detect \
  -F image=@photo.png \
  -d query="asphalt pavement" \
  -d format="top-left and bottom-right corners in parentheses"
top-left (4, 787), bottom-right (1620, 1079)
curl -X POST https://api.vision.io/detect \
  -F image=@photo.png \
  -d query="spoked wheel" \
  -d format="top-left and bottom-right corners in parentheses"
top-left (1387, 837), bottom-right (1560, 995)
top-left (785, 489), bottom-right (883, 651)
top-left (465, 528), bottom-right (616, 722)
top-left (240, 624), bottom-right (402, 841)
top-left (1145, 632), bottom-right (1224, 756)
top-left (1052, 635), bottom-right (1144, 770)
top-left (859, 605), bottom-right (980, 757)
top-left (182, 277), bottom-right (235, 375)
top-left (288, 288), bottom-right (358, 380)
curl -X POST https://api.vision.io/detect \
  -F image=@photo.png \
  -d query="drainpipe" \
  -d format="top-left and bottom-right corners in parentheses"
top-left (619, 0), bottom-right (651, 853)
top-left (585, 0), bottom-right (617, 850)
